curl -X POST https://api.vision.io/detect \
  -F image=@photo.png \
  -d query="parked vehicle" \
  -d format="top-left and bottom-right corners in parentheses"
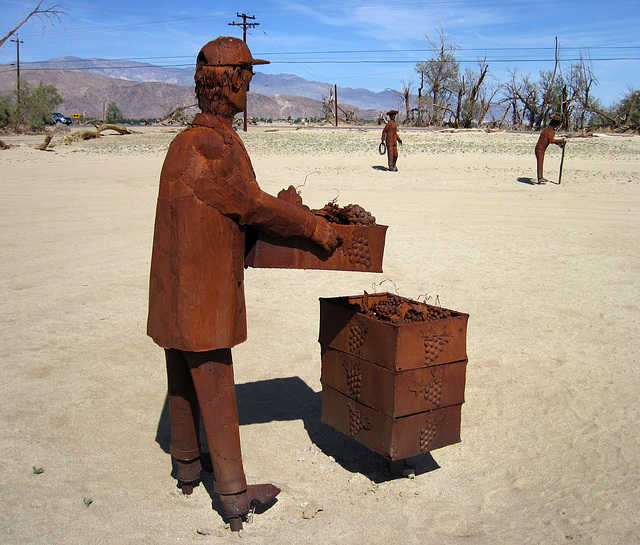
top-left (51, 112), bottom-right (72, 125)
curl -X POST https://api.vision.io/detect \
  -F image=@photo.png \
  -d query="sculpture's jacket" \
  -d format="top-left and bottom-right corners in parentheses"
top-left (382, 119), bottom-right (400, 147)
top-left (148, 113), bottom-right (318, 351)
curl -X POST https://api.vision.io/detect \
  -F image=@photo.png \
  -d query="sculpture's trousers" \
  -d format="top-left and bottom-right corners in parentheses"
top-left (165, 348), bottom-right (248, 495)
top-left (387, 144), bottom-right (398, 168)
top-left (535, 148), bottom-right (545, 179)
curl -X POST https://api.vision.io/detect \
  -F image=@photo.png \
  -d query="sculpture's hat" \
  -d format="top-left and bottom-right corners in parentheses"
top-left (386, 110), bottom-right (399, 116)
top-left (551, 114), bottom-right (562, 122)
top-left (197, 36), bottom-right (269, 67)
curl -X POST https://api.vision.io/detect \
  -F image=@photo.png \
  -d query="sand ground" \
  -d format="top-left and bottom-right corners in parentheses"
top-left (1, 124), bottom-right (639, 544)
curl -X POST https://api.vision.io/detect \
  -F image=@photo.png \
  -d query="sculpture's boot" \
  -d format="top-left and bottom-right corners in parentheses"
top-left (220, 484), bottom-right (281, 531)
top-left (165, 349), bottom-right (202, 494)
top-left (175, 459), bottom-right (201, 495)
top-left (185, 349), bottom-right (255, 527)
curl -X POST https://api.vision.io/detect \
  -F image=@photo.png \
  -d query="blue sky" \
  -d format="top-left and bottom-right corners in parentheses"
top-left (2, 0), bottom-right (639, 107)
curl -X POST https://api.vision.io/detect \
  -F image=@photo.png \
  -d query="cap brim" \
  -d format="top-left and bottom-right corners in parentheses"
top-left (252, 59), bottom-right (270, 65)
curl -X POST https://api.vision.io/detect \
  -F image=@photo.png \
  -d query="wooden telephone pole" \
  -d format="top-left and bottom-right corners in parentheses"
top-left (229, 13), bottom-right (259, 132)
top-left (10, 35), bottom-right (23, 103)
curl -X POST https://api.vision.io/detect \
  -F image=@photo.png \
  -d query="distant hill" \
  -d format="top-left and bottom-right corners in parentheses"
top-left (24, 57), bottom-right (194, 86)
top-left (16, 56), bottom-right (401, 112)
top-left (0, 64), bottom-right (195, 120)
top-left (250, 73), bottom-right (399, 112)
top-left (0, 63), bottom-right (385, 121)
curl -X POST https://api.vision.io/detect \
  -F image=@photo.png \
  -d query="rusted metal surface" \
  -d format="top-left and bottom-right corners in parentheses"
top-left (381, 110), bottom-right (402, 171)
top-left (319, 292), bottom-right (469, 461)
top-left (318, 293), bottom-right (469, 371)
top-left (245, 224), bottom-right (387, 272)
top-left (535, 114), bottom-right (565, 184)
top-left (165, 348), bottom-right (248, 494)
top-left (320, 347), bottom-right (467, 418)
top-left (220, 484), bottom-right (281, 531)
top-left (321, 387), bottom-right (462, 461)
top-left (147, 37), bottom-right (331, 531)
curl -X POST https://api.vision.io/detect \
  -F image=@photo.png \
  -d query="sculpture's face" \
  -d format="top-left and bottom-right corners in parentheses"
top-left (226, 66), bottom-right (253, 114)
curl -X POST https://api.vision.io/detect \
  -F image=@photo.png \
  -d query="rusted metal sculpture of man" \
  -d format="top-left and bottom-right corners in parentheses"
top-left (535, 114), bottom-right (565, 184)
top-left (381, 109), bottom-right (402, 171)
top-left (147, 36), bottom-right (339, 531)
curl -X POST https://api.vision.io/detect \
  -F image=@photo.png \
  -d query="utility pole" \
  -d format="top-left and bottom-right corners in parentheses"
top-left (11, 35), bottom-right (23, 103)
top-left (229, 13), bottom-right (259, 132)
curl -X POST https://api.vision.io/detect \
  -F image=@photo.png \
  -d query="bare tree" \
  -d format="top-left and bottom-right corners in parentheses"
top-left (623, 90), bottom-right (639, 127)
top-left (0, 1), bottom-right (66, 49)
top-left (453, 75), bottom-right (464, 127)
top-left (321, 88), bottom-right (360, 125)
top-left (565, 52), bottom-right (598, 130)
top-left (500, 69), bottom-right (540, 128)
top-left (477, 79), bottom-right (501, 127)
top-left (321, 90), bottom-right (335, 124)
top-left (416, 69), bottom-right (426, 125)
top-left (393, 80), bottom-right (413, 124)
top-left (460, 59), bottom-right (490, 128)
top-left (535, 69), bottom-right (564, 129)
top-left (415, 23), bottom-right (460, 126)
top-left (500, 69), bottom-right (523, 127)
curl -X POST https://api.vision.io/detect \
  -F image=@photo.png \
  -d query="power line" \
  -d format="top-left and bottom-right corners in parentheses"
top-left (269, 57), bottom-right (640, 64)
top-left (2, 55), bottom-right (637, 77)
top-left (261, 46), bottom-right (640, 55)
top-left (7, 48), bottom-right (638, 64)
top-left (250, 29), bottom-right (330, 85)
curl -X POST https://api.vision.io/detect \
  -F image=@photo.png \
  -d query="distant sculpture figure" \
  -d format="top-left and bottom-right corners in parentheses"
top-left (147, 36), bottom-right (339, 531)
top-left (381, 110), bottom-right (402, 171)
top-left (535, 114), bottom-right (565, 184)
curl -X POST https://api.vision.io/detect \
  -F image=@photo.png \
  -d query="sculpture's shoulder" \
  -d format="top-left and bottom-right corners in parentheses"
top-left (189, 121), bottom-right (245, 161)
top-left (163, 124), bottom-right (228, 167)
top-left (159, 125), bottom-right (219, 184)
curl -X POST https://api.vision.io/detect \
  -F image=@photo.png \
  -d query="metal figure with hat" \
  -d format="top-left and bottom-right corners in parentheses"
top-left (147, 36), bottom-right (339, 531)
top-left (381, 110), bottom-right (403, 171)
top-left (535, 114), bottom-right (566, 184)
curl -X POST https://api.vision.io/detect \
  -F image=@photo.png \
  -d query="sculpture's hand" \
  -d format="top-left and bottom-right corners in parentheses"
top-left (311, 217), bottom-right (340, 251)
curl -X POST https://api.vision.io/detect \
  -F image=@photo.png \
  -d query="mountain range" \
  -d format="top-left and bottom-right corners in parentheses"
top-left (0, 57), bottom-right (401, 121)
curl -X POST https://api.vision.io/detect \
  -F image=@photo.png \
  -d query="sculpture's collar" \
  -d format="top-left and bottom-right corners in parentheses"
top-left (192, 112), bottom-right (233, 129)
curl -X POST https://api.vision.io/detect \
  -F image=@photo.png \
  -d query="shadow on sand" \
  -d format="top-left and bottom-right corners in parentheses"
top-left (156, 375), bottom-right (441, 501)
top-left (518, 176), bottom-right (559, 185)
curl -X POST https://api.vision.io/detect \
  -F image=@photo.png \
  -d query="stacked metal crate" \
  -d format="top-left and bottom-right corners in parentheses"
top-left (319, 293), bottom-right (469, 460)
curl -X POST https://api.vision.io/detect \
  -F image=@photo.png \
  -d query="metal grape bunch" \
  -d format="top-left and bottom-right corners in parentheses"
top-left (312, 202), bottom-right (377, 226)
top-left (347, 293), bottom-right (453, 324)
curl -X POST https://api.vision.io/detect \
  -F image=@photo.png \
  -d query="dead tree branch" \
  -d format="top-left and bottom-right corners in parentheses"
top-left (65, 123), bottom-right (135, 144)
top-left (90, 121), bottom-right (134, 134)
top-left (160, 104), bottom-right (197, 125)
top-left (584, 107), bottom-right (620, 127)
top-left (38, 134), bottom-right (52, 150)
top-left (624, 92), bottom-right (639, 127)
top-left (0, 1), bottom-right (67, 49)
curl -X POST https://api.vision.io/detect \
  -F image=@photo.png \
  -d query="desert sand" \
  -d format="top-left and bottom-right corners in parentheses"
top-left (0, 124), bottom-right (639, 544)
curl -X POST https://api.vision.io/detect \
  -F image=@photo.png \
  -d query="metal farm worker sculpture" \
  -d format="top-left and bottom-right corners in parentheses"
top-left (535, 114), bottom-right (566, 184)
top-left (147, 36), bottom-right (339, 531)
top-left (381, 109), bottom-right (402, 171)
